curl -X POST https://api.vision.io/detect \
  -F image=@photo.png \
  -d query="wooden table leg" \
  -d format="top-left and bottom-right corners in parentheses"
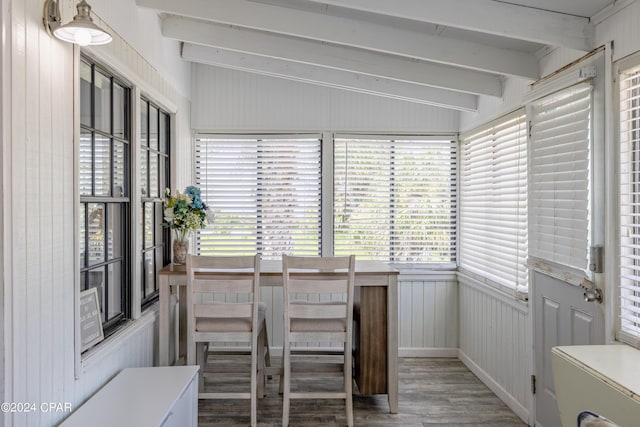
top-left (178, 285), bottom-right (187, 363)
top-left (387, 277), bottom-right (399, 413)
top-left (354, 286), bottom-right (388, 395)
top-left (159, 274), bottom-right (170, 366)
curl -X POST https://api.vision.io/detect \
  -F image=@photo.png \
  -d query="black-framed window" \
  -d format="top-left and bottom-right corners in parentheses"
top-left (79, 58), bottom-right (131, 332)
top-left (140, 99), bottom-right (170, 305)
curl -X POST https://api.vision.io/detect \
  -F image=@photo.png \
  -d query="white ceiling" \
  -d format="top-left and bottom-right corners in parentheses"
top-left (499, 0), bottom-right (613, 17)
top-left (136, 0), bottom-right (618, 112)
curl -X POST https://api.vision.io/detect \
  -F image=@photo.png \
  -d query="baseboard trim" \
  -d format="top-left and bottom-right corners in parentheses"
top-left (399, 348), bottom-right (458, 358)
top-left (238, 346), bottom-right (459, 358)
top-left (458, 349), bottom-right (529, 424)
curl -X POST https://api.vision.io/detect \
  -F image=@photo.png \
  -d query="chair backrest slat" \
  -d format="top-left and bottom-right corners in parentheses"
top-left (192, 277), bottom-right (254, 294)
top-left (194, 303), bottom-right (253, 319)
top-left (289, 303), bottom-right (347, 319)
top-left (186, 254), bottom-right (261, 335)
top-left (287, 278), bottom-right (348, 294)
top-left (282, 254), bottom-right (355, 325)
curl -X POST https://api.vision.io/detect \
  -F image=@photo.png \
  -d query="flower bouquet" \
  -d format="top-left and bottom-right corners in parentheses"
top-left (163, 186), bottom-right (214, 263)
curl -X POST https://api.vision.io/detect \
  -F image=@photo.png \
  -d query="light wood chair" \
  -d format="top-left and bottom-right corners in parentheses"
top-left (186, 254), bottom-right (269, 427)
top-left (280, 255), bottom-right (356, 427)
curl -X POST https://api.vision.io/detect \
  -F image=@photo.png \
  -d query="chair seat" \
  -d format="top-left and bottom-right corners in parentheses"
top-left (196, 302), bottom-right (267, 333)
top-left (290, 317), bottom-right (346, 332)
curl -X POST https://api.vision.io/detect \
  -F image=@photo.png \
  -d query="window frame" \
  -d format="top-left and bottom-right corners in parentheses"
top-left (193, 132), bottom-right (457, 268)
top-left (616, 53), bottom-right (640, 347)
top-left (79, 57), bottom-right (132, 335)
top-left (194, 134), bottom-right (323, 259)
top-left (333, 134), bottom-right (458, 266)
top-left (139, 98), bottom-right (171, 307)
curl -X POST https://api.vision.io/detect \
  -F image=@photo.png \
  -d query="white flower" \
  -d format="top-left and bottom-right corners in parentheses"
top-left (164, 207), bottom-right (174, 221)
top-left (206, 210), bottom-right (216, 224)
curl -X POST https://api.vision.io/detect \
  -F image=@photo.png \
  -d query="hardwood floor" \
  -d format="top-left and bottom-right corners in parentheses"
top-left (197, 357), bottom-right (528, 426)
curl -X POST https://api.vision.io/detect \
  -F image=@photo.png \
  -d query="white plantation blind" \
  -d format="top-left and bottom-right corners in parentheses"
top-left (459, 111), bottom-right (528, 291)
top-left (333, 135), bottom-right (457, 263)
top-left (195, 135), bottom-right (322, 259)
top-left (619, 65), bottom-right (640, 345)
top-left (528, 83), bottom-right (592, 273)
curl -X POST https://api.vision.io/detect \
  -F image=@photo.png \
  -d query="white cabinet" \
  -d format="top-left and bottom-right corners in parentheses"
top-left (60, 366), bottom-right (199, 427)
top-left (552, 345), bottom-right (640, 427)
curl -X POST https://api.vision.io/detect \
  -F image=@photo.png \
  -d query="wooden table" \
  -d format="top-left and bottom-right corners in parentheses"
top-left (158, 260), bottom-right (399, 413)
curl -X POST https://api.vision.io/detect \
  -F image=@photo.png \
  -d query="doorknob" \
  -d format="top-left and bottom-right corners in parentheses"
top-left (583, 287), bottom-right (603, 303)
top-left (580, 278), bottom-right (603, 304)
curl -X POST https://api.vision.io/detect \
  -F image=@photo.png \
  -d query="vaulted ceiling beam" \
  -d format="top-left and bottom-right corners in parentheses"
top-left (162, 15), bottom-right (503, 97)
top-left (303, 0), bottom-right (593, 51)
top-left (183, 43), bottom-right (478, 111)
top-left (137, 0), bottom-right (538, 79)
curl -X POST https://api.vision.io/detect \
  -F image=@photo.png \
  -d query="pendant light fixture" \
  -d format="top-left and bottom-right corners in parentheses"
top-left (43, 0), bottom-right (112, 46)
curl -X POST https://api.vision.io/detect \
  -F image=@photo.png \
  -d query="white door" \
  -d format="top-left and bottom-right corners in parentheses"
top-left (533, 271), bottom-right (605, 427)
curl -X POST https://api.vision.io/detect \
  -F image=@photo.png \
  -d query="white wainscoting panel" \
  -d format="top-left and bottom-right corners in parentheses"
top-left (398, 274), bottom-right (458, 357)
top-left (458, 274), bottom-right (531, 424)
top-left (255, 273), bottom-right (458, 355)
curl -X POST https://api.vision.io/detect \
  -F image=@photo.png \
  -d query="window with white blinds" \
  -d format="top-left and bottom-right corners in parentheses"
top-left (459, 111), bottom-right (528, 292)
top-left (195, 135), bottom-right (322, 259)
top-left (333, 136), bottom-right (457, 263)
top-left (528, 83), bottom-right (592, 273)
top-left (619, 64), bottom-right (640, 345)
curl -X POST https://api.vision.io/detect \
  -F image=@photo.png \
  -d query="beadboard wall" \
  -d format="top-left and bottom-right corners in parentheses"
top-left (1, 1), bottom-right (190, 426)
top-left (457, 274), bottom-right (530, 424)
top-left (398, 274), bottom-right (458, 356)
top-left (192, 65), bottom-right (459, 133)
top-left (252, 273), bottom-right (458, 356)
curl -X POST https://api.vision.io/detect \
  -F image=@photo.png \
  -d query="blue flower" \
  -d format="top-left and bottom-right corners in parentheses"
top-left (185, 186), bottom-right (200, 200)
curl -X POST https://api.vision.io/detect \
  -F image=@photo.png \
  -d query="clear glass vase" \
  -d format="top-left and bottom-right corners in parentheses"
top-left (172, 238), bottom-right (189, 265)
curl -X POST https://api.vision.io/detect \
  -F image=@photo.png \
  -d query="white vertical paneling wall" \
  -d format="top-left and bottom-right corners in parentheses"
top-left (457, 274), bottom-right (530, 424)
top-left (256, 273), bottom-right (458, 355)
top-left (192, 65), bottom-right (459, 133)
top-left (0, 0), bottom-right (6, 421)
top-left (1, 1), bottom-right (190, 426)
top-left (398, 273), bottom-right (458, 357)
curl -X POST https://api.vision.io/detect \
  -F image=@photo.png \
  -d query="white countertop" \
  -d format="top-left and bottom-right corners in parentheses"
top-left (553, 345), bottom-right (640, 398)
